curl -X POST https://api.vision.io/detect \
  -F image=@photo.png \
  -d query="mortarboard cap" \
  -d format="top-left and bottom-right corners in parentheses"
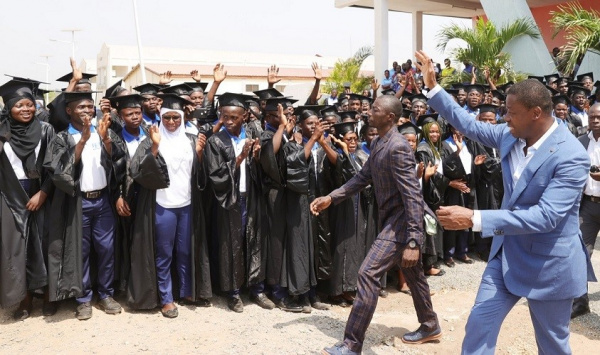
top-left (253, 88), bottom-right (283, 100)
top-left (348, 93), bottom-right (372, 104)
top-left (545, 85), bottom-right (559, 96)
top-left (63, 91), bottom-right (95, 104)
top-left (320, 106), bottom-right (339, 118)
top-left (497, 81), bottom-right (514, 93)
top-left (218, 93), bottom-right (255, 109)
top-left (465, 84), bottom-right (485, 94)
top-left (332, 121), bottom-right (357, 139)
top-left (401, 109), bottom-right (413, 119)
top-left (35, 88), bottom-right (52, 101)
top-left (185, 82), bottom-right (209, 93)
top-left (451, 83), bottom-right (465, 90)
top-left (416, 113), bottom-right (439, 127)
top-left (381, 89), bottom-right (396, 95)
top-left (108, 94), bottom-right (144, 110)
top-left (397, 121), bottom-right (421, 136)
top-left (0, 79), bottom-right (36, 104)
top-left (133, 83), bottom-right (163, 96)
top-left (56, 72), bottom-right (96, 84)
top-left (568, 85), bottom-right (591, 97)
top-left (294, 105), bottom-right (324, 121)
top-left (576, 72), bottom-right (594, 82)
top-left (552, 95), bottom-right (571, 106)
top-left (491, 90), bottom-right (506, 101)
top-left (339, 111), bottom-right (359, 121)
top-left (476, 104), bottom-right (498, 114)
top-left (105, 79), bottom-right (127, 98)
top-left (157, 93), bottom-right (194, 111)
top-left (160, 83), bottom-right (194, 96)
top-left (343, 82), bottom-right (351, 88)
top-left (409, 93), bottom-right (428, 103)
top-left (544, 74), bottom-right (560, 85)
top-left (264, 97), bottom-right (292, 112)
top-left (446, 89), bottom-right (459, 97)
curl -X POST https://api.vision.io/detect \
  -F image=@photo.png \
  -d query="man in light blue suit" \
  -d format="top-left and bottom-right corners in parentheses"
top-left (415, 51), bottom-right (596, 355)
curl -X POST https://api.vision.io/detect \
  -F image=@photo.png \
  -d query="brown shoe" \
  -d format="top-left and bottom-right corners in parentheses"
top-left (76, 302), bottom-right (92, 320)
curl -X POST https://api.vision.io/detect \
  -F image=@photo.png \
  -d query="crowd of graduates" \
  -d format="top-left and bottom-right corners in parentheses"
top-left (0, 56), bottom-right (598, 322)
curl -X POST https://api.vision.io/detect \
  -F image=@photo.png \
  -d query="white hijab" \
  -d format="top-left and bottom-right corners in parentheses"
top-left (158, 108), bottom-right (193, 174)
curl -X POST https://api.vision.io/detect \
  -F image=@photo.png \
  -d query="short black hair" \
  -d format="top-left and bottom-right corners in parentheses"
top-left (507, 79), bottom-right (553, 115)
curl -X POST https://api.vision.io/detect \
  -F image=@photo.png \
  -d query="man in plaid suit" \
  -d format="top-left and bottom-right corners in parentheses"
top-left (311, 95), bottom-right (441, 355)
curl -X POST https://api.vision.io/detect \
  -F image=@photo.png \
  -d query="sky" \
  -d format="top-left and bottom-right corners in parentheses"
top-left (0, 0), bottom-right (471, 87)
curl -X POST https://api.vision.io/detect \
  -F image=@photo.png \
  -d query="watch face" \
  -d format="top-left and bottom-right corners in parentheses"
top-left (409, 240), bottom-right (417, 248)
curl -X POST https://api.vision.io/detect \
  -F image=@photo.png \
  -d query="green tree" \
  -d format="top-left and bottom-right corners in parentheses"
top-left (324, 46), bottom-right (374, 94)
top-left (550, 2), bottom-right (600, 75)
top-left (436, 17), bottom-right (539, 87)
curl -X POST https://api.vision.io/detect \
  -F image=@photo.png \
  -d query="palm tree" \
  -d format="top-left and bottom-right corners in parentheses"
top-left (550, 2), bottom-right (600, 76)
top-left (436, 17), bottom-right (540, 87)
top-left (324, 46), bottom-right (374, 94)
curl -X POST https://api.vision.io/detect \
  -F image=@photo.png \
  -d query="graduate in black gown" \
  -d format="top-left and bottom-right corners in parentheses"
top-left (327, 121), bottom-right (377, 306)
top-left (258, 97), bottom-right (303, 312)
top-left (0, 79), bottom-right (56, 319)
top-left (204, 93), bottom-right (267, 313)
top-left (129, 94), bottom-right (211, 317)
top-left (283, 106), bottom-right (335, 312)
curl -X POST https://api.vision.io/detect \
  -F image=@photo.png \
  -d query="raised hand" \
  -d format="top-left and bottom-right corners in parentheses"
top-left (100, 98), bottom-right (112, 114)
top-left (267, 65), bottom-right (281, 85)
top-left (98, 112), bottom-right (112, 142)
top-left (252, 138), bottom-right (261, 159)
top-left (277, 103), bottom-right (288, 127)
top-left (159, 71), bottom-right (173, 85)
top-left (195, 133), bottom-right (207, 157)
top-left (312, 121), bottom-right (324, 141)
top-left (80, 116), bottom-right (92, 144)
top-left (474, 154), bottom-right (487, 166)
top-left (213, 63), bottom-right (227, 83)
top-left (190, 69), bottom-right (201, 82)
top-left (70, 57), bottom-right (82, 84)
top-left (149, 124), bottom-right (161, 146)
top-left (414, 51), bottom-right (437, 90)
top-left (371, 78), bottom-right (380, 91)
top-left (311, 62), bottom-right (322, 80)
top-left (331, 135), bottom-right (348, 155)
top-left (424, 162), bottom-right (437, 180)
top-left (417, 161), bottom-right (425, 179)
top-left (453, 133), bottom-right (463, 152)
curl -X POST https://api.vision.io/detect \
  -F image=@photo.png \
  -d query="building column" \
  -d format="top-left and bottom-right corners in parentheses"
top-left (374, 0), bottom-right (389, 94)
top-left (412, 11), bottom-right (423, 57)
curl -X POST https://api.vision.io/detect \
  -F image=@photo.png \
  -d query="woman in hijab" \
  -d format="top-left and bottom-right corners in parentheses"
top-left (129, 94), bottom-right (211, 318)
top-left (0, 79), bottom-right (56, 319)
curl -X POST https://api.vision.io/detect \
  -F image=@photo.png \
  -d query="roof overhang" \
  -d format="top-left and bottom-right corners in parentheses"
top-left (335, 0), bottom-right (567, 18)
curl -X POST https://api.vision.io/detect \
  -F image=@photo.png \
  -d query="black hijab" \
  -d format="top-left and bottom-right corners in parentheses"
top-left (2, 95), bottom-right (42, 179)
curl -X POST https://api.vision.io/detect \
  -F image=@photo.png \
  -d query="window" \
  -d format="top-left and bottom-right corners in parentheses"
top-left (245, 84), bottom-right (259, 92)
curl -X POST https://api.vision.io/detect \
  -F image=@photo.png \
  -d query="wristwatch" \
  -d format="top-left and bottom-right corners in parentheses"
top-left (407, 239), bottom-right (418, 249)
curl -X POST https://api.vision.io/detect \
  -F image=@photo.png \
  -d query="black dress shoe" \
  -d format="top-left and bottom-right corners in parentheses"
top-left (456, 256), bottom-right (474, 264)
top-left (42, 301), bottom-right (58, 317)
top-left (310, 296), bottom-right (330, 311)
top-left (228, 296), bottom-right (244, 313)
top-left (274, 297), bottom-right (303, 313)
top-left (444, 258), bottom-right (455, 268)
top-left (330, 295), bottom-right (350, 307)
top-left (401, 324), bottom-right (442, 344)
top-left (379, 289), bottom-right (389, 298)
top-left (250, 293), bottom-right (276, 310)
top-left (161, 306), bottom-right (178, 318)
top-left (571, 303), bottom-right (591, 319)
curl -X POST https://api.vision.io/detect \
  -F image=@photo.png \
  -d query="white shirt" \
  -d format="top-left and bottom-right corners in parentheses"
top-left (445, 139), bottom-right (472, 175)
top-left (4, 141), bottom-right (41, 179)
top-left (472, 120), bottom-right (559, 231)
top-left (232, 137), bottom-right (247, 194)
top-left (68, 125), bottom-right (108, 192)
top-left (584, 131), bottom-right (600, 197)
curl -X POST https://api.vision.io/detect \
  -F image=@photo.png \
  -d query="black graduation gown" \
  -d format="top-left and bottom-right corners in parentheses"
top-left (43, 129), bottom-right (126, 302)
top-left (204, 129), bottom-right (264, 292)
top-left (468, 140), bottom-right (503, 211)
top-left (258, 128), bottom-right (287, 287)
top-left (0, 120), bottom-right (55, 307)
top-left (415, 142), bottom-right (448, 211)
top-left (327, 149), bottom-right (376, 296)
top-left (110, 126), bottom-right (148, 293)
top-left (282, 141), bottom-right (319, 296)
top-left (128, 134), bottom-right (212, 309)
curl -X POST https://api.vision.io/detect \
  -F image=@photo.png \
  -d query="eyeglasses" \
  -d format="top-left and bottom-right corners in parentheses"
top-left (162, 116), bottom-right (181, 122)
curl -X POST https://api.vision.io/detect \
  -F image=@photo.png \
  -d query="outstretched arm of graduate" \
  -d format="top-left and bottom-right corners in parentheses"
top-left (310, 155), bottom-right (372, 216)
top-left (414, 50), bottom-right (504, 150)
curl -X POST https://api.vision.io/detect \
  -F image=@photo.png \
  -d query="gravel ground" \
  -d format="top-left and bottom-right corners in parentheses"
top-left (1, 242), bottom-right (599, 354)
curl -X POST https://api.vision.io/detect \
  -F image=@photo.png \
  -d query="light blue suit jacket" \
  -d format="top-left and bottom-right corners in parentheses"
top-left (429, 89), bottom-right (596, 301)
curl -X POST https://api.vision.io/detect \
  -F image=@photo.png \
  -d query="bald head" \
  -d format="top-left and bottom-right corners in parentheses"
top-left (375, 95), bottom-right (403, 123)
